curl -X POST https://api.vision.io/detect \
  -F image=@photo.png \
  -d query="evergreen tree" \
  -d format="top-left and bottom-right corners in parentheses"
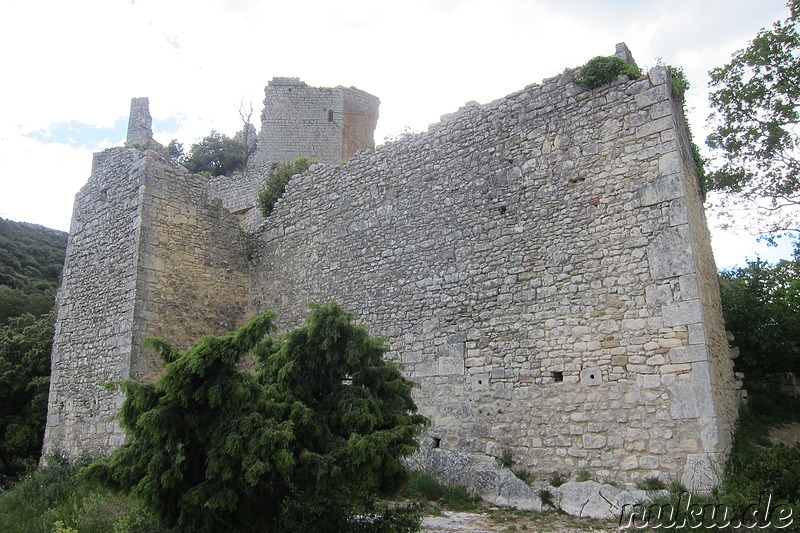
top-left (84, 303), bottom-right (427, 532)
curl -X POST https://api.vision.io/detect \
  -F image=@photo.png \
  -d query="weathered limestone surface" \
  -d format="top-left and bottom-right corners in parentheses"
top-left (43, 147), bottom-right (252, 458)
top-left (44, 53), bottom-right (741, 503)
top-left (125, 97), bottom-right (154, 148)
top-left (249, 66), bottom-right (741, 490)
top-left (252, 77), bottom-right (379, 167)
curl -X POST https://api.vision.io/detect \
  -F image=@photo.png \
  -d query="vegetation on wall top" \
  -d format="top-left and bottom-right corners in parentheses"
top-left (574, 56), bottom-right (641, 89)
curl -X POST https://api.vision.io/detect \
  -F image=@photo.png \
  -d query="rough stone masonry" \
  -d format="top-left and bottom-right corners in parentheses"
top-left (43, 45), bottom-right (742, 503)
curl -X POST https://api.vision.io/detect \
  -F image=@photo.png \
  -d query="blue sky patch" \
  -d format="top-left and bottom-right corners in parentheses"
top-left (27, 116), bottom-right (181, 150)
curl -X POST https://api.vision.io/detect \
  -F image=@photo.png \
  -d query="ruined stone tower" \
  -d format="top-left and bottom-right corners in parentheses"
top-left (253, 77), bottom-right (380, 167)
top-left (124, 97), bottom-right (154, 147)
top-left (44, 48), bottom-right (742, 504)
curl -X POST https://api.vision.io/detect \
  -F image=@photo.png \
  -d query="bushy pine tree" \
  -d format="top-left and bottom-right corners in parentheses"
top-left (84, 303), bottom-right (427, 532)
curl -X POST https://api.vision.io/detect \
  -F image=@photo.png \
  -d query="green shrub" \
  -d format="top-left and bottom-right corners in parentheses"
top-left (537, 488), bottom-right (555, 509)
top-left (574, 56), bottom-right (641, 89)
top-left (83, 303), bottom-right (428, 532)
top-left (497, 449), bottom-right (515, 469)
top-left (0, 455), bottom-right (163, 533)
top-left (258, 157), bottom-right (315, 217)
top-left (513, 468), bottom-right (534, 485)
top-left (548, 471), bottom-right (566, 487)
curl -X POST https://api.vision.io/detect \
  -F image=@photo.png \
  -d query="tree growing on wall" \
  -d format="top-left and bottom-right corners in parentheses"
top-left (183, 131), bottom-right (247, 177)
top-left (258, 157), bottom-right (315, 217)
top-left (83, 302), bottom-right (427, 532)
top-left (706, 0), bottom-right (800, 235)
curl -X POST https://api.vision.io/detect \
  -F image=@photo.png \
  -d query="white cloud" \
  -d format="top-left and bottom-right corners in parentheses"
top-left (0, 0), bottom-right (793, 265)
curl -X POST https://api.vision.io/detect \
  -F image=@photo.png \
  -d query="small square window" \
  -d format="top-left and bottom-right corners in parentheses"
top-left (553, 371), bottom-right (563, 382)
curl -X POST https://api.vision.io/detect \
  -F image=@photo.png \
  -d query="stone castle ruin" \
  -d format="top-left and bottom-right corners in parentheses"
top-left (44, 45), bottom-right (743, 505)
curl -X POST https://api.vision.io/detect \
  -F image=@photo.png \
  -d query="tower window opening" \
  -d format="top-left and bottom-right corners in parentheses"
top-left (328, 110), bottom-right (334, 122)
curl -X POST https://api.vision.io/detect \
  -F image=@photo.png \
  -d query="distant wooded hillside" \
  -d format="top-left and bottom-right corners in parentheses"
top-left (0, 218), bottom-right (68, 324)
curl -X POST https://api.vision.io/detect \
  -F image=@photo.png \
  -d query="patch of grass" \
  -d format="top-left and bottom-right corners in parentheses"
top-left (0, 455), bottom-right (164, 533)
top-left (397, 471), bottom-right (480, 512)
top-left (548, 471), bottom-right (567, 487)
top-left (496, 449), bottom-right (515, 469)
top-left (636, 476), bottom-right (666, 491)
top-left (575, 469), bottom-right (592, 482)
top-left (538, 488), bottom-right (556, 510)
top-left (513, 468), bottom-right (534, 485)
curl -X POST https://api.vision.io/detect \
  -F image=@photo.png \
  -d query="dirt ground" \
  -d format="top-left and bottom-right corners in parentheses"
top-left (422, 509), bottom-right (619, 532)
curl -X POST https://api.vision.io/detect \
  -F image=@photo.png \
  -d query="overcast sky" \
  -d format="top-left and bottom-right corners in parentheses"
top-left (0, 0), bottom-right (793, 268)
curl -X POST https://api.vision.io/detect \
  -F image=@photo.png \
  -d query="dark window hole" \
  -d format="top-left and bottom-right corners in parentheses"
top-left (553, 371), bottom-right (563, 382)
top-left (498, 206), bottom-right (507, 215)
top-left (432, 437), bottom-right (441, 449)
top-left (328, 110), bottom-right (334, 122)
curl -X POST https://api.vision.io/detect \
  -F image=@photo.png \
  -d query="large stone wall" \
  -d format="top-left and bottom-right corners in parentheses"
top-left (44, 57), bottom-right (741, 494)
top-left (44, 148), bottom-right (148, 457)
top-left (250, 66), bottom-right (741, 488)
top-left (43, 148), bottom-right (252, 458)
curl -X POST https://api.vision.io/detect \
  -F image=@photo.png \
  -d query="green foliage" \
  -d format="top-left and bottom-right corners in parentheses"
top-left (0, 285), bottom-right (55, 325)
top-left (0, 311), bottom-right (54, 478)
top-left (165, 139), bottom-right (185, 165)
top-left (183, 130), bottom-right (247, 177)
top-left (0, 218), bottom-right (66, 323)
top-left (574, 56), bottom-right (641, 89)
top-left (548, 471), bottom-right (566, 487)
top-left (706, 1), bottom-right (800, 234)
top-left (537, 488), bottom-right (555, 509)
top-left (513, 468), bottom-right (534, 485)
top-left (84, 302), bottom-right (428, 532)
top-left (396, 471), bottom-right (479, 512)
top-left (654, 60), bottom-right (691, 103)
top-left (0, 455), bottom-right (164, 533)
top-left (496, 449), bottom-right (514, 469)
top-left (258, 157), bottom-right (315, 217)
top-left (725, 390), bottom-right (800, 505)
top-left (718, 244), bottom-right (800, 376)
top-left (575, 469), bottom-right (592, 482)
top-left (635, 476), bottom-right (666, 491)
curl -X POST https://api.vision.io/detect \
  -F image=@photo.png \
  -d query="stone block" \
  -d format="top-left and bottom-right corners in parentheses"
top-left (669, 345), bottom-right (707, 364)
top-left (580, 367), bottom-right (602, 386)
top-left (662, 300), bottom-right (702, 327)
top-left (557, 481), bottom-right (621, 519)
top-left (635, 84), bottom-right (670, 109)
top-left (647, 226), bottom-right (695, 280)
